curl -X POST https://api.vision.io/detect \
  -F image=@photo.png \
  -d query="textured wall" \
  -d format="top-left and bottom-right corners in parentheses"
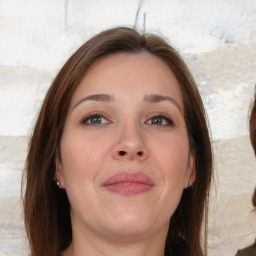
top-left (0, 0), bottom-right (256, 255)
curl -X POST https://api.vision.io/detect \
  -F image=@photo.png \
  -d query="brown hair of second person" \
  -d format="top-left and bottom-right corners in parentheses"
top-left (249, 96), bottom-right (256, 210)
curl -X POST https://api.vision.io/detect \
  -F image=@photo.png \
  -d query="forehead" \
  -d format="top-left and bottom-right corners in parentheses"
top-left (70, 52), bottom-right (183, 108)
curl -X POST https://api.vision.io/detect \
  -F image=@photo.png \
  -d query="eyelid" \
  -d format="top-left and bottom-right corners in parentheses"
top-left (145, 112), bottom-right (174, 126)
top-left (80, 112), bottom-right (112, 126)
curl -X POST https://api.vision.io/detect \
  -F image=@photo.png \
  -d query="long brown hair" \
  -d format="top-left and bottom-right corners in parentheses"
top-left (249, 94), bottom-right (256, 209)
top-left (22, 26), bottom-right (213, 256)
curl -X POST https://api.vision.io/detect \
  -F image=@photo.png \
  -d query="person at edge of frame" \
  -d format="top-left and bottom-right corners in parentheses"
top-left (235, 87), bottom-right (256, 256)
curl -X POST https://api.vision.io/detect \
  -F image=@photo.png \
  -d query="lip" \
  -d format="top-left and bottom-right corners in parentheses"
top-left (102, 172), bottom-right (155, 196)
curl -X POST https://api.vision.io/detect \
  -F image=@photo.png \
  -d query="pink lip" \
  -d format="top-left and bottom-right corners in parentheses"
top-left (102, 172), bottom-right (155, 196)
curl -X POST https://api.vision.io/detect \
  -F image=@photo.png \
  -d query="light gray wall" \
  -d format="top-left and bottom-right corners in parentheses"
top-left (0, 0), bottom-right (256, 255)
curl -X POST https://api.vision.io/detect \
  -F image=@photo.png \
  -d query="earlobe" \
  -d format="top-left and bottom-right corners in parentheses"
top-left (185, 149), bottom-right (196, 188)
top-left (54, 159), bottom-right (65, 189)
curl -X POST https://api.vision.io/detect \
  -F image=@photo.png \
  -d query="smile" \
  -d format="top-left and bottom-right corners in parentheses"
top-left (102, 172), bottom-right (155, 196)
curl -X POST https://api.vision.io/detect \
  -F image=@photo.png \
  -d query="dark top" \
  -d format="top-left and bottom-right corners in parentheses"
top-left (235, 244), bottom-right (256, 256)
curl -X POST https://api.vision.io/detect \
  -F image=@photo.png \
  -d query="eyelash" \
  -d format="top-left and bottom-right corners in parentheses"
top-left (80, 113), bottom-right (110, 126)
top-left (80, 113), bottom-right (174, 127)
top-left (146, 113), bottom-right (174, 126)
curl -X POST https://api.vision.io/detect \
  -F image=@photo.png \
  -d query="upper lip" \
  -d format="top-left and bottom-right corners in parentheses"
top-left (102, 172), bottom-right (155, 186)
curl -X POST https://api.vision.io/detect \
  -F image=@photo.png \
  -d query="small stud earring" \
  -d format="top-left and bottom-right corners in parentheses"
top-left (189, 181), bottom-right (193, 188)
top-left (56, 181), bottom-right (60, 186)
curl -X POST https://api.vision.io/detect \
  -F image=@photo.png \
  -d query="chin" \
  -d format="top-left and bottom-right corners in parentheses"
top-left (107, 224), bottom-right (152, 238)
top-left (102, 210), bottom-right (160, 238)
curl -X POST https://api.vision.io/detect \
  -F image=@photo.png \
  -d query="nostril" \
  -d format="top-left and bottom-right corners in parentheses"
top-left (137, 151), bottom-right (143, 156)
top-left (118, 151), bottom-right (126, 156)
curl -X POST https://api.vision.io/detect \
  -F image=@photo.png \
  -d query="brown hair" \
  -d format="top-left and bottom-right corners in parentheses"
top-left (22, 26), bottom-right (213, 256)
top-left (249, 95), bottom-right (256, 209)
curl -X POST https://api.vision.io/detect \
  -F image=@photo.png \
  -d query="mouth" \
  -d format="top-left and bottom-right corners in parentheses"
top-left (102, 172), bottom-right (155, 196)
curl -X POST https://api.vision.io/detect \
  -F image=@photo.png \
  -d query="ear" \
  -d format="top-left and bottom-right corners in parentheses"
top-left (54, 157), bottom-right (65, 189)
top-left (184, 149), bottom-right (196, 189)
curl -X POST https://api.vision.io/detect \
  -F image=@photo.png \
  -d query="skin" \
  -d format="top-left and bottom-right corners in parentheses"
top-left (56, 52), bottom-right (196, 256)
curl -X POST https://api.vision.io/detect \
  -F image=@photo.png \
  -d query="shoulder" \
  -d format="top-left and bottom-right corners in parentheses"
top-left (235, 244), bottom-right (256, 256)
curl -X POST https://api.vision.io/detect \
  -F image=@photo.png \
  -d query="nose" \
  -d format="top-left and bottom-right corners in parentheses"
top-left (112, 124), bottom-right (149, 161)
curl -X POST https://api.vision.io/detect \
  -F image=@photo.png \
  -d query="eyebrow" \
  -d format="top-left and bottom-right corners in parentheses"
top-left (73, 93), bottom-right (182, 113)
top-left (73, 94), bottom-right (113, 109)
top-left (144, 94), bottom-right (182, 113)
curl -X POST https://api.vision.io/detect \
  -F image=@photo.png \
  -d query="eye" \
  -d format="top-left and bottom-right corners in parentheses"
top-left (146, 114), bottom-right (174, 126)
top-left (81, 114), bottom-right (110, 126)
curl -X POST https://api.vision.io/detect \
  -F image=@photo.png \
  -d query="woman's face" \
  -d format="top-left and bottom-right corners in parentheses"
top-left (57, 52), bottom-right (196, 241)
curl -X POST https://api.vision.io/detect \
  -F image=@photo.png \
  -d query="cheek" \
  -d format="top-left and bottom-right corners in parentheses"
top-left (151, 135), bottom-right (190, 192)
top-left (154, 136), bottom-right (189, 171)
top-left (60, 133), bottom-right (108, 184)
top-left (148, 137), bottom-right (189, 224)
top-left (59, 134), bottom-right (111, 213)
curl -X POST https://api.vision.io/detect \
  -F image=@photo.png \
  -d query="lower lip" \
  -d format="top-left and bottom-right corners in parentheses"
top-left (104, 183), bottom-right (153, 195)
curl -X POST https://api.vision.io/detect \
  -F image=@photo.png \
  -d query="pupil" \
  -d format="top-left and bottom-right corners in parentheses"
top-left (152, 117), bottom-right (162, 125)
top-left (91, 116), bottom-right (101, 124)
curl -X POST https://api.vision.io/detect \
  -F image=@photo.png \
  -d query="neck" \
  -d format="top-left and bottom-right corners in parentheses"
top-left (62, 225), bottom-right (168, 256)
